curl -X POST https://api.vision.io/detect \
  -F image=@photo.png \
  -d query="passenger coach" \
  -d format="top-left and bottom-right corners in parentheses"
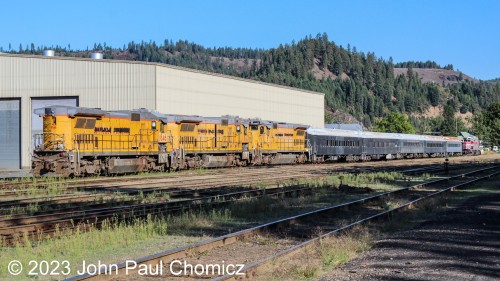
top-left (306, 128), bottom-right (461, 162)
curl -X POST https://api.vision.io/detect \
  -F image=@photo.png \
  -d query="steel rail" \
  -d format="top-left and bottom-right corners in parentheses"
top-left (0, 163), bottom-right (456, 237)
top-left (0, 172), bottom-right (324, 216)
top-left (0, 156), bottom-right (465, 191)
top-left (0, 183), bottom-right (322, 243)
top-left (0, 163), bottom-right (328, 190)
top-left (64, 165), bottom-right (497, 281)
top-left (214, 169), bottom-right (500, 280)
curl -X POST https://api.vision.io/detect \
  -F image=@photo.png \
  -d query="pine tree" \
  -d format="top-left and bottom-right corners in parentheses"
top-left (374, 112), bottom-right (416, 133)
top-left (441, 104), bottom-right (457, 135)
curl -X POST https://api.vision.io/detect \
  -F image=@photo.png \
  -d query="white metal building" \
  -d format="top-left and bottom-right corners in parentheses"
top-left (0, 53), bottom-right (324, 170)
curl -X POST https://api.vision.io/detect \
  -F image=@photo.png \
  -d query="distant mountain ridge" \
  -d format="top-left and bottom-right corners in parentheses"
top-left (7, 35), bottom-right (500, 131)
top-left (394, 68), bottom-right (479, 86)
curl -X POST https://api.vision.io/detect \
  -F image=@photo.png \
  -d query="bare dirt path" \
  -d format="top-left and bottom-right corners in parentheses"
top-left (318, 192), bottom-right (500, 281)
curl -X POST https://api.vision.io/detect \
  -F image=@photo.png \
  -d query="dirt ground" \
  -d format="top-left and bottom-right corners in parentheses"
top-left (318, 192), bottom-right (500, 281)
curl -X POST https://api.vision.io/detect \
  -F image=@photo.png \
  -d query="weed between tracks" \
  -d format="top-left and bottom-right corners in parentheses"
top-left (135, 166), bottom-right (208, 178)
top-left (266, 227), bottom-right (373, 280)
top-left (0, 190), bottom-right (172, 218)
top-left (0, 171), bottom-right (431, 280)
top-left (0, 176), bottom-right (69, 194)
top-left (0, 211), bottom-right (222, 280)
top-left (259, 174), bottom-right (500, 281)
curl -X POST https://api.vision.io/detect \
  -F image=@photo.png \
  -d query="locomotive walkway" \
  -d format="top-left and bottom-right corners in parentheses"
top-left (318, 190), bottom-right (500, 281)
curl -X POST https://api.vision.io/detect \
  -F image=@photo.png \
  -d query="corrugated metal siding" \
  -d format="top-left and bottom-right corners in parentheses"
top-left (0, 54), bottom-right (324, 169)
top-left (0, 55), bottom-right (156, 168)
top-left (0, 99), bottom-right (21, 169)
top-left (0, 56), bottom-right (156, 108)
top-left (155, 67), bottom-right (324, 127)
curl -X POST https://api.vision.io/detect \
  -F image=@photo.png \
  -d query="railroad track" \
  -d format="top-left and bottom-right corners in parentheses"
top-left (0, 160), bottom-right (450, 215)
top-left (64, 165), bottom-right (499, 280)
top-left (0, 183), bottom-right (333, 245)
top-left (1, 155), bottom-right (479, 192)
top-left (0, 163), bottom-right (451, 244)
top-left (0, 184), bottom-right (270, 219)
top-left (0, 163), bottom-right (328, 196)
top-left (0, 163), bottom-right (321, 191)
top-left (0, 163), bottom-right (477, 240)
top-left (0, 170), bottom-right (326, 214)
top-left (0, 160), bottom-right (448, 202)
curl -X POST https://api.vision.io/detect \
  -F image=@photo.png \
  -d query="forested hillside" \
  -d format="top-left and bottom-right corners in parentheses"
top-left (8, 34), bottom-right (500, 132)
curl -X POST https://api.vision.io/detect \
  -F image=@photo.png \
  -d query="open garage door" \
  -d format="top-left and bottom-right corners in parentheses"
top-left (0, 99), bottom-right (21, 170)
top-left (31, 97), bottom-right (78, 151)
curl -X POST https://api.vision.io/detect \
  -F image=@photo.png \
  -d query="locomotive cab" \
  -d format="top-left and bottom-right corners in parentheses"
top-left (32, 106), bottom-right (89, 176)
top-left (33, 107), bottom-right (73, 152)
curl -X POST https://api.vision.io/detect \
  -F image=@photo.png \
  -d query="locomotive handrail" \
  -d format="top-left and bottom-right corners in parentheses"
top-left (179, 136), bottom-right (240, 150)
top-left (34, 133), bottom-right (66, 151)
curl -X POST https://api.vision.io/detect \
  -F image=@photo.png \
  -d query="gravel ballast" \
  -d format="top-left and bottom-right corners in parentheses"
top-left (319, 192), bottom-right (500, 281)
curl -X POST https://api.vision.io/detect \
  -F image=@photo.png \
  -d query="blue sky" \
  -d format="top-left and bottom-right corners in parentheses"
top-left (1, 0), bottom-right (498, 79)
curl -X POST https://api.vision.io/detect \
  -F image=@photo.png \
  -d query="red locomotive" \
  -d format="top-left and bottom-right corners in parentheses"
top-left (459, 132), bottom-right (481, 155)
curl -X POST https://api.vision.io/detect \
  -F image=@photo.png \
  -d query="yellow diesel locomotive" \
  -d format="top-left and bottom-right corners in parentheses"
top-left (32, 106), bottom-right (309, 176)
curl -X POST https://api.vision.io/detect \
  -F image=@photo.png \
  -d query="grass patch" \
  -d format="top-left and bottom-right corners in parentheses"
top-left (259, 174), bottom-right (500, 281)
top-left (0, 190), bottom-right (173, 217)
top-left (0, 171), bottom-right (455, 280)
top-left (0, 177), bottom-right (70, 198)
top-left (0, 213), bottom-right (210, 280)
top-left (265, 226), bottom-right (372, 281)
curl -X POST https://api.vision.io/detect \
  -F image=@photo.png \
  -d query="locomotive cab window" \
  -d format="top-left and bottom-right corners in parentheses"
top-left (75, 118), bottom-right (86, 128)
top-left (131, 113), bottom-right (140, 122)
top-left (152, 121), bottom-right (157, 130)
top-left (260, 126), bottom-right (264, 134)
top-left (85, 119), bottom-right (96, 129)
top-left (180, 123), bottom-right (196, 132)
top-left (236, 125), bottom-right (241, 133)
top-left (250, 125), bottom-right (258, 131)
